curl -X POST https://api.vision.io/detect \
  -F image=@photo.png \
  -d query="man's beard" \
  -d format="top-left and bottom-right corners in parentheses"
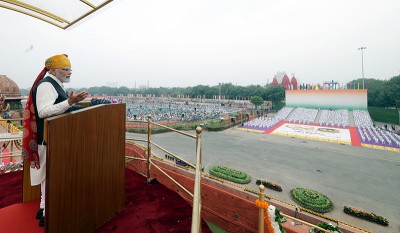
top-left (58, 75), bottom-right (71, 83)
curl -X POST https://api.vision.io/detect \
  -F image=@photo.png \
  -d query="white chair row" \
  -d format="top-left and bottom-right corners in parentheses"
top-left (353, 110), bottom-right (373, 127)
top-left (319, 109), bottom-right (349, 128)
top-left (358, 126), bottom-right (400, 147)
top-left (287, 108), bottom-right (318, 124)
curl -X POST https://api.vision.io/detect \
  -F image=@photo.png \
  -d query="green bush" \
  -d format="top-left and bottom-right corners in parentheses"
top-left (127, 123), bottom-right (198, 134)
top-left (205, 120), bottom-right (243, 131)
top-left (310, 222), bottom-right (343, 233)
top-left (290, 188), bottom-right (333, 213)
top-left (343, 206), bottom-right (388, 226)
top-left (209, 165), bottom-right (251, 184)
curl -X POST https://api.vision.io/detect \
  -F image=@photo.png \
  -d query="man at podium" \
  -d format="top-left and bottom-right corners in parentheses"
top-left (22, 54), bottom-right (89, 227)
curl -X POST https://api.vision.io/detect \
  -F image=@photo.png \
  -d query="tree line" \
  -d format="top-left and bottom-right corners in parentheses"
top-left (356, 75), bottom-right (399, 107)
top-left (19, 75), bottom-right (399, 108)
top-left (20, 83), bottom-right (286, 103)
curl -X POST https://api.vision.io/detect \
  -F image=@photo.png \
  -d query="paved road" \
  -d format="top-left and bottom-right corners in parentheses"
top-left (128, 129), bottom-right (400, 233)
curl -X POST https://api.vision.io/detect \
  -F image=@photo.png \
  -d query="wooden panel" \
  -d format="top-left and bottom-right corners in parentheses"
top-left (45, 104), bottom-right (125, 233)
top-left (22, 160), bottom-right (41, 202)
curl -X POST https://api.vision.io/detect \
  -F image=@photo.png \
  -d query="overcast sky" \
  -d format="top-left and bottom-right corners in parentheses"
top-left (1, 0), bottom-right (400, 89)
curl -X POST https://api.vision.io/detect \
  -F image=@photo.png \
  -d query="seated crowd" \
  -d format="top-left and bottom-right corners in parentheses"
top-left (242, 107), bottom-right (293, 130)
top-left (125, 98), bottom-right (246, 122)
top-left (242, 116), bottom-right (281, 130)
top-left (274, 107), bottom-right (293, 120)
top-left (353, 110), bottom-right (373, 127)
top-left (319, 109), bottom-right (349, 128)
top-left (287, 107), bottom-right (318, 124)
top-left (354, 110), bottom-right (400, 147)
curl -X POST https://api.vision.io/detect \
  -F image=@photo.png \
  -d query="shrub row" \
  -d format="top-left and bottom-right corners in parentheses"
top-left (209, 165), bottom-right (251, 184)
top-left (256, 179), bottom-right (282, 192)
top-left (290, 188), bottom-right (333, 213)
top-left (343, 206), bottom-right (389, 226)
top-left (127, 118), bottom-right (246, 134)
top-left (310, 222), bottom-right (343, 233)
top-left (127, 123), bottom-right (198, 134)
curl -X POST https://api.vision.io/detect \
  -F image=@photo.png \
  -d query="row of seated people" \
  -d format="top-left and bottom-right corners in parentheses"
top-left (242, 107), bottom-right (293, 129)
top-left (286, 107), bottom-right (318, 124)
top-left (353, 110), bottom-right (373, 127)
top-left (354, 110), bottom-right (399, 147)
top-left (358, 126), bottom-right (400, 147)
top-left (126, 100), bottom-right (244, 122)
top-left (319, 109), bottom-right (349, 128)
top-left (242, 116), bottom-right (281, 129)
top-left (274, 107), bottom-right (294, 120)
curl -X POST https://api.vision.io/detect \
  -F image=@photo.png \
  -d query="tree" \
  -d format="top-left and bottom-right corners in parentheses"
top-left (250, 96), bottom-right (263, 109)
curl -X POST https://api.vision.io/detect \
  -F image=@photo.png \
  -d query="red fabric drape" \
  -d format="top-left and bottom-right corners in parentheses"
top-left (22, 68), bottom-right (48, 169)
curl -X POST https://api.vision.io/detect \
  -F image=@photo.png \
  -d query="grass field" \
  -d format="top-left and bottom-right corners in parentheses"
top-left (368, 106), bottom-right (399, 125)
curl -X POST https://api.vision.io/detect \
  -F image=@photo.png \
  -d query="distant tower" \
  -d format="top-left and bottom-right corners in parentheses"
top-left (272, 76), bottom-right (279, 86)
top-left (290, 75), bottom-right (298, 90)
top-left (147, 80), bottom-right (149, 89)
top-left (281, 74), bottom-right (290, 90)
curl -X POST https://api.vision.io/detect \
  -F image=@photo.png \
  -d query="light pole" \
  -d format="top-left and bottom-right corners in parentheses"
top-left (358, 47), bottom-right (367, 89)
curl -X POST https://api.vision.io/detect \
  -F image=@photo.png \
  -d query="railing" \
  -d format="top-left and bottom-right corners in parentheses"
top-left (126, 115), bottom-right (203, 233)
top-left (0, 118), bottom-right (23, 173)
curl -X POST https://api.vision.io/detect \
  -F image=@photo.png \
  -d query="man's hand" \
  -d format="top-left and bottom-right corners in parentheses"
top-left (68, 91), bottom-right (89, 106)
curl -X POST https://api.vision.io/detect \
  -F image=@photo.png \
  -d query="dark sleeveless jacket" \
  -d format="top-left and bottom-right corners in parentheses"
top-left (32, 76), bottom-right (76, 144)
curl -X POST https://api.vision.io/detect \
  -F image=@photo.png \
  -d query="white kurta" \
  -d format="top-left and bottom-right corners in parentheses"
top-left (30, 75), bottom-right (71, 185)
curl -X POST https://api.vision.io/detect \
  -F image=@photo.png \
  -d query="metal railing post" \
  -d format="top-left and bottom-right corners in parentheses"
top-left (146, 115), bottom-right (152, 184)
top-left (258, 185), bottom-right (265, 233)
top-left (191, 126), bottom-right (203, 233)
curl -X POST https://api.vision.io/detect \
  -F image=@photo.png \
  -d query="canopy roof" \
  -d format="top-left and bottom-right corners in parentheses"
top-left (0, 0), bottom-right (115, 29)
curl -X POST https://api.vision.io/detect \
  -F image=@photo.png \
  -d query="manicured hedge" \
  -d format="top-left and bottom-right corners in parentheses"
top-left (127, 123), bottom-right (198, 134)
top-left (127, 119), bottom-right (244, 134)
top-left (310, 222), bottom-right (343, 233)
top-left (290, 188), bottom-right (333, 213)
top-left (343, 206), bottom-right (389, 226)
top-left (209, 165), bottom-right (251, 184)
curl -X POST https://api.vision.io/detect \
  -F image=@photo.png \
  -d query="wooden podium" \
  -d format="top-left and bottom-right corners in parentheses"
top-left (23, 103), bottom-right (125, 232)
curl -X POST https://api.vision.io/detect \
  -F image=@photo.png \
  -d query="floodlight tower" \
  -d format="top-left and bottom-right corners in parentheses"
top-left (358, 47), bottom-right (367, 89)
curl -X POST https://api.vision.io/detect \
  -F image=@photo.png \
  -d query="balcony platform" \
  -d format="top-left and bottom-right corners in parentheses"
top-left (0, 169), bottom-right (212, 233)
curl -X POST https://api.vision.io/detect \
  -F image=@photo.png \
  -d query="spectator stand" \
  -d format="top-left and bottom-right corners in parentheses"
top-left (353, 110), bottom-right (400, 151)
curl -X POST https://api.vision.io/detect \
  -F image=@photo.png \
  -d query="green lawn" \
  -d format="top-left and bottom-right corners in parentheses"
top-left (368, 106), bottom-right (399, 125)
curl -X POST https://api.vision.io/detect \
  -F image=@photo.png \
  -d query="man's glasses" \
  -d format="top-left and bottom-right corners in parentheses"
top-left (60, 68), bottom-right (72, 72)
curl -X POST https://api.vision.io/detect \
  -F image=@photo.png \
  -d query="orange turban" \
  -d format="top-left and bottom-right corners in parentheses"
top-left (45, 54), bottom-right (71, 69)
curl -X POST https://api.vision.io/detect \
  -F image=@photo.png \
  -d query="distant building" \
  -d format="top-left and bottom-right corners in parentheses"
top-left (272, 72), bottom-right (298, 90)
top-left (0, 74), bottom-right (23, 118)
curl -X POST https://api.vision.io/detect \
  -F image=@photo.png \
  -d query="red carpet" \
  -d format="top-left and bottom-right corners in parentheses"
top-left (0, 169), bottom-right (212, 233)
top-left (0, 170), bottom-right (23, 209)
top-left (0, 200), bottom-right (43, 233)
top-left (349, 126), bottom-right (361, 146)
top-left (263, 120), bottom-right (286, 134)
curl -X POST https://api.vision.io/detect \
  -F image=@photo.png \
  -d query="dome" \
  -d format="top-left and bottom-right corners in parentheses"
top-left (0, 75), bottom-right (21, 97)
